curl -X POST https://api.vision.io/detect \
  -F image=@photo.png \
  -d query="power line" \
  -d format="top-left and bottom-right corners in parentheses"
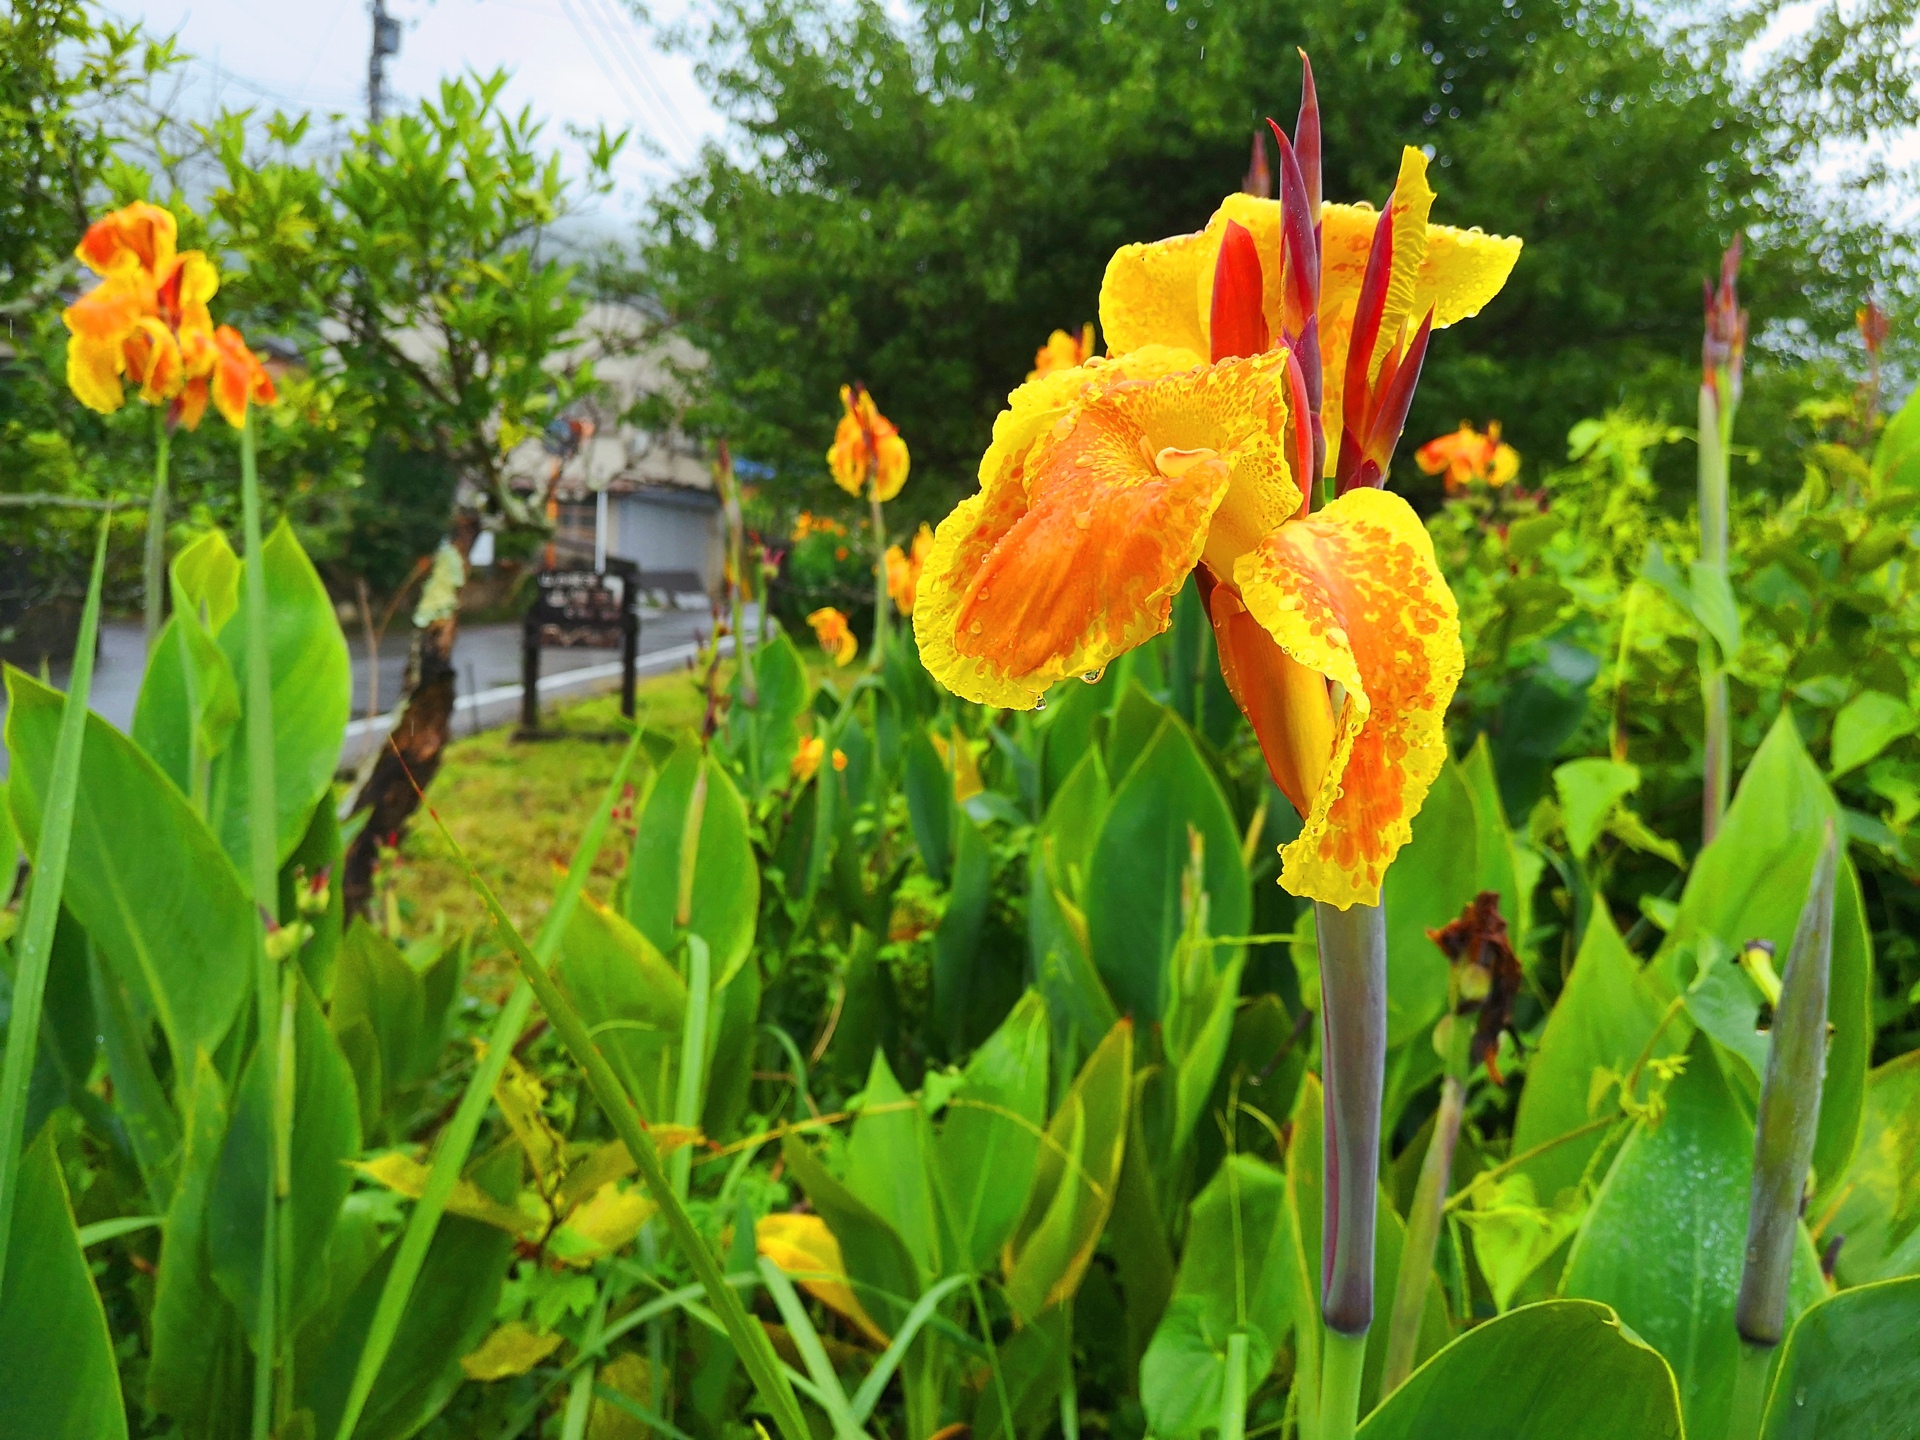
top-left (557, 0), bottom-right (689, 161)
top-left (581, 0), bottom-right (702, 154)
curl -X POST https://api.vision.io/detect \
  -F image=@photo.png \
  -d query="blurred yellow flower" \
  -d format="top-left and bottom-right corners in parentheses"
top-left (1415, 422), bottom-right (1519, 492)
top-left (791, 734), bottom-right (826, 783)
top-left (827, 383), bottom-right (909, 500)
top-left (884, 523), bottom-right (935, 615)
top-left (207, 324), bottom-right (276, 430)
top-left (1028, 323), bottom-right (1096, 381)
top-left (807, 607), bottom-right (858, 666)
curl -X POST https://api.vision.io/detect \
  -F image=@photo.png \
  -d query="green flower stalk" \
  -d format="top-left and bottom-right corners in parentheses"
top-left (145, 411), bottom-right (173, 651)
top-left (1315, 899), bottom-right (1387, 1440)
top-left (1728, 822), bottom-right (1838, 1438)
top-left (1698, 238), bottom-right (1745, 841)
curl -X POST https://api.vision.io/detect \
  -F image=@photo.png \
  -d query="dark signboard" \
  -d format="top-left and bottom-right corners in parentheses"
top-left (521, 563), bottom-right (639, 731)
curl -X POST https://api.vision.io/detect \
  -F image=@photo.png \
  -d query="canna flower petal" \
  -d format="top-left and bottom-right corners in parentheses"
top-left (791, 734), bottom-right (826, 783)
top-left (209, 325), bottom-right (276, 429)
top-left (61, 274), bottom-right (153, 414)
top-left (74, 200), bottom-right (177, 280)
top-left (807, 607), bottom-right (858, 666)
top-left (915, 348), bottom-right (1302, 710)
top-left (1028, 323), bottom-right (1098, 381)
top-left (1232, 486), bottom-right (1463, 908)
top-left (171, 374), bottom-right (211, 432)
top-left (1099, 148), bottom-right (1521, 473)
top-left (828, 385), bottom-right (911, 500)
top-left (124, 315), bottom-right (185, 404)
top-left (885, 522), bottom-right (935, 615)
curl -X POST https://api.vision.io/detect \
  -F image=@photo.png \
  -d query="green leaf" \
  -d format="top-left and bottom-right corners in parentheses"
top-left (209, 520), bottom-right (351, 880)
top-left (846, 1049), bottom-right (939, 1279)
top-left (1759, 1276), bottom-right (1920, 1438)
top-left (934, 990), bottom-right (1049, 1273)
top-left (1355, 1301), bottom-right (1681, 1439)
top-left (1104, 680), bottom-right (1167, 787)
top-left (933, 809), bottom-right (999, 1053)
top-left (1140, 1155), bottom-right (1301, 1440)
top-left (330, 921), bottom-right (426, 1135)
top-left (148, 1053), bottom-right (251, 1434)
top-left (1459, 736), bottom-right (1529, 958)
top-left (1824, 1051), bottom-right (1920, 1286)
top-left (0, 778), bottom-right (15, 877)
top-left (1004, 1019), bottom-right (1132, 1322)
top-left (1871, 383), bottom-right (1920, 489)
top-left (133, 600), bottom-right (241, 810)
top-left (1829, 690), bottom-right (1916, 777)
top-left (1659, 710), bottom-right (1871, 1202)
top-left (172, 527), bottom-right (241, 633)
top-left (556, 896), bottom-right (687, 1123)
top-left (781, 1133), bottom-right (924, 1336)
top-left (1380, 760), bottom-right (1481, 1044)
top-left (208, 972), bottom-right (362, 1336)
top-left (1688, 560), bottom-right (1742, 657)
top-left (0, 1127), bottom-right (129, 1440)
top-left (970, 1302), bottom-right (1068, 1440)
top-left (5, 671), bottom-right (254, 1062)
top-left (1086, 717), bottom-right (1248, 1023)
top-left (1553, 757), bottom-right (1641, 863)
top-left (730, 628), bottom-right (810, 795)
top-left (1510, 906), bottom-right (1676, 1205)
top-left (1028, 749), bottom-right (1116, 1060)
top-left (1562, 1037), bottom-right (1825, 1439)
top-left (904, 729), bottom-right (954, 884)
top-left (627, 741), bottom-right (759, 987)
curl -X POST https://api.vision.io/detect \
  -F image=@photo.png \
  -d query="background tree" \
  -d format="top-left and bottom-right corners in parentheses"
top-left (644, 0), bottom-right (1917, 527)
top-left (210, 74), bottom-right (625, 915)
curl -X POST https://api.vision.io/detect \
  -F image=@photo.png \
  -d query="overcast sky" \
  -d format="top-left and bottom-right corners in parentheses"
top-left (103, 0), bottom-right (725, 218)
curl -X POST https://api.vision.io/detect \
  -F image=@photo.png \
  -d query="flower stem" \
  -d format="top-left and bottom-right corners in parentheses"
top-left (1725, 1340), bottom-right (1773, 1440)
top-left (1318, 1324), bottom-right (1368, 1440)
top-left (870, 484), bottom-right (888, 666)
top-left (145, 415), bottom-right (171, 653)
top-left (1315, 900), bottom-right (1386, 1335)
top-left (1697, 378), bottom-right (1733, 841)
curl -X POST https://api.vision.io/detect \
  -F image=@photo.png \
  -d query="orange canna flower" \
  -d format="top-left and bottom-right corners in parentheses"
top-left (208, 324), bottom-right (276, 430)
top-left (914, 81), bottom-right (1517, 908)
top-left (807, 606), bottom-right (858, 666)
top-left (828, 383), bottom-right (910, 500)
top-left (1028, 323), bottom-right (1097, 382)
top-left (884, 523), bottom-right (935, 615)
top-left (791, 734), bottom-right (827, 784)
top-left (62, 201), bottom-right (226, 427)
top-left (1415, 422), bottom-right (1520, 493)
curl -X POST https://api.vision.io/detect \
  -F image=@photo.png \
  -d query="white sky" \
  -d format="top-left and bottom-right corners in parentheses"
top-left (102, 0), bottom-right (727, 220)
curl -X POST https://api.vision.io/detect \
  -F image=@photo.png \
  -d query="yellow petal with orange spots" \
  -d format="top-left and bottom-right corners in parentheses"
top-left (915, 348), bottom-right (1300, 709)
top-left (1232, 487), bottom-right (1463, 909)
top-left (756, 1213), bottom-right (889, 1346)
top-left (74, 200), bottom-right (177, 280)
top-left (1099, 155), bottom-right (1521, 473)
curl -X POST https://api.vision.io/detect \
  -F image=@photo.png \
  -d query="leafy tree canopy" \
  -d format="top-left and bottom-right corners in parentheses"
top-left (644, 0), bottom-right (1916, 522)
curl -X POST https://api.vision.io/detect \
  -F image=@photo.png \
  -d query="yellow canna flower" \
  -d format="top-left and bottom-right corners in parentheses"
top-left (807, 606), bottom-right (858, 666)
top-left (828, 383), bottom-right (910, 500)
top-left (791, 734), bottom-right (826, 783)
top-left (1028, 323), bottom-right (1097, 382)
top-left (1099, 147), bottom-right (1521, 476)
top-left (884, 523), bottom-right (935, 616)
top-left (1415, 421), bottom-right (1519, 492)
top-left (207, 324), bottom-right (276, 430)
top-left (756, 1213), bottom-right (888, 1345)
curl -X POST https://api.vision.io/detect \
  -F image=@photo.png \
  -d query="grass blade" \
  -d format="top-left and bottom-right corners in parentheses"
top-left (409, 765), bottom-right (813, 1440)
top-left (671, 935), bottom-right (711, 1196)
top-left (847, 1273), bottom-right (971, 1424)
top-left (331, 730), bottom-right (644, 1440)
top-left (0, 515), bottom-right (110, 1297)
top-left (757, 1255), bottom-right (861, 1437)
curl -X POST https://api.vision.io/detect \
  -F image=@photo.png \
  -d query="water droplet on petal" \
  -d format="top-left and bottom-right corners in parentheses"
top-left (1074, 509), bottom-right (1093, 529)
top-left (969, 620), bottom-right (984, 635)
top-left (1033, 695), bottom-right (1048, 711)
top-left (1081, 668), bottom-right (1105, 684)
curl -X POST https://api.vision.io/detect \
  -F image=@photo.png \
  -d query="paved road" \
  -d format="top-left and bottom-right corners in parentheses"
top-left (0, 604), bottom-right (751, 778)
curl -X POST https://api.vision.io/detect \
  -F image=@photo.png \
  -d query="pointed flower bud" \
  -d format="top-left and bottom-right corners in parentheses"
top-left (1735, 822), bottom-right (1837, 1347)
top-left (1703, 235), bottom-right (1747, 407)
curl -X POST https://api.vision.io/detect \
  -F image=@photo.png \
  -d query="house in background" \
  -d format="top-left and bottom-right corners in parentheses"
top-left (500, 302), bottom-right (722, 606)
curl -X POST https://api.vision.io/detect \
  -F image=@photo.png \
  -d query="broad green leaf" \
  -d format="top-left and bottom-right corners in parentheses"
top-left (781, 1133), bottom-right (924, 1336)
top-left (1562, 1038), bottom-right (1825, 1439)
top-left (6, 671), bottom-right (253, 1061)
top-left (904, 728), bottom-right (954, 884)
top-left (1510, 907), bottom-right (1678, 1205)
top-left (1005, 1020), bottom-right (1132, 1322)
top-left (0, 779), bottom-right (16, 876)
top-left (0, 1127), bottom-right (128, 1440)
top-left (556, 895), bottom-right (687, 1122)
top-left (1104, 680), bottom-right (1167, 787)
top-left (627, 741), bottom-right (759, 986)
top-left (147, 1053), bottom-right (250, 1435)
top-left (208, 973), bottom-right (362, 1335)
top-left (302, 1150), bottom-right (519, 1440)
top-left (1459, 736), bottom-right (1529, 955)
top-left (730, 628), bottom-right (810, 794)
top-left (1659, 710), bottom-right (1870, 1201)
top-left (970, 1302), bottom-right (1068, 1440)
top-left (283, 796), bottom-right (345, 997)
top-left (934, 991), bottom-right (1049, 1273)
top-left (1871, 383), bottom-right (1920, 489)
top-left (1140, 1155), bottom-right (1300, 1440)
top-left (132, 603), bottom-right (241, 810)
top-left (1086, 717), bottom-right (1248, 1023)
top-left (1688, 560), bottom-right (1742, 657)
top-left (1036, 666), bottom-right (1115, 805)
top-left (1453, 1171), bottom-right (1586, 1311)
top-left (330, 920), bottom-right (426, 1135)
top-left (1380, 760), bottom-right (1480, 1044)
top-left (1759, 1276), bottom-right (1920, 1438)
top-left (701, 949), bottom-right (761, 1139)
top-left (172, 527), bottom-right (241, 633)
top-left (1028, 749), bottom-right (1116, 1063)
top-left (1355, 1300), bottom-right (1681, 1439)
top-left (210, 520), bottom-right (351, 879)
top-left (1829, 690), bottom-right (1916, 777)
top-left (1824, 1051), bottom-right (1920, 1286)
top-left (846, 1049), bottom-right (939, 1279)
top-left (1553, 757), bottom-right (1641, 862)
top-left (933, 808), bottom-right (1000, 1052)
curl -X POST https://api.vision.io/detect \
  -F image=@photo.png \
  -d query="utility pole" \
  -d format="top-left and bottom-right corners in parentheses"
top-left (368, 0), bottom-right (401, 125)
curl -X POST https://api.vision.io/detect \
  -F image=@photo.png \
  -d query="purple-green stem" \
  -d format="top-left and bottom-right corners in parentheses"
top-left (1697, 375), bottom-right (1733, 841)
top-left (1381, 1018), bottom-right (1471, 1394)
top-left (1315, 899), bottom-right (1386, 1440)
top-left (869, 483), bottom-right (889, 666)
top-left (1728, 823), bottom-right (1837, 1439)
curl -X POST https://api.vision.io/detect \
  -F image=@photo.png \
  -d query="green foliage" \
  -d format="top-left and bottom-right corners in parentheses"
top-left (1758, 1276), bottom-right (1920, 1439)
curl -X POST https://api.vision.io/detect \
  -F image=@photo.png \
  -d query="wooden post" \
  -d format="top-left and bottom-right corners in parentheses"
top-left (521, 602), bottom-right (541, 734)
top-left (620, 566), bottom-right (639, 721)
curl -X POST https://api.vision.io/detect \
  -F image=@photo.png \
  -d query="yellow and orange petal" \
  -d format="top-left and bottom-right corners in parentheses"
top-left (828, 385), bottom-right (911, 500)
top-left (1027, 323), bottom-right (1097, 382)
top-left (156, 251), bottom-right (219, 334)
top-left (1098, 148), bottom-right (1522, 473)
top-left (1232, 486), bottom-right (1464, 908)
top-left (807, 607), bottom-right (858, 666)
top-left (1416, 422), bottom-right (1520, 492)
top-left (171, 375), bottom-right (211, 432)
top-left (914, 349), bottom-right (1302, 710)
top-left (885, 523), bottom-right (935, 615)
top-left (61, 274), bottom-right (153, 414)
top-left (756, 1213), bottom-right (888, 1346)
top-left (74, 201), bottom-right (177, 280)
top-left (791, 734), bottom-right (826, 784)
top-left (209, 325), bottom-right (276, 429)
top-left (124, 316), bottom-right (185, 404)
